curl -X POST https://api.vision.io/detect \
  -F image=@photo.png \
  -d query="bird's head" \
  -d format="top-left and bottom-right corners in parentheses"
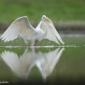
top-left (42, 15), bottom-right (52, 23)
top-left (41, 15), bottom-right (54, 27)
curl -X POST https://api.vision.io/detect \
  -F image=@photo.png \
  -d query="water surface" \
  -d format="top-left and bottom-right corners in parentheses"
top-left (0, 35), bottom-right (85, 84)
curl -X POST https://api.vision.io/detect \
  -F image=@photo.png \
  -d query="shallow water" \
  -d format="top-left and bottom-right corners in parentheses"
top-left (0, 35), bottom-right (85, 84)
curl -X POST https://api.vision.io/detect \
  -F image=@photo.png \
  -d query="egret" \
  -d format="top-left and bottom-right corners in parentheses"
top-left (1, 47), bottom-right (64, 79)
top-left (0, 15), bottom-right (64, 45)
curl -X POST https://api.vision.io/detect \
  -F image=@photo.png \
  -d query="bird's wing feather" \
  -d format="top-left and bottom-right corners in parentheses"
top-left (0, 16), bottom-right (34, 42)
top-left (46, 48), bottom-right (64, 73)
top-left (35, 48), bottom-right (64, 79)
top-left (1, 51), bottom-right (20, 73)
top-left (35, 47), bottom-right (64, 79)
top-left (48, 22), bottom-right (64, 45)
top-left (40, 16), bottom-right (64, 45)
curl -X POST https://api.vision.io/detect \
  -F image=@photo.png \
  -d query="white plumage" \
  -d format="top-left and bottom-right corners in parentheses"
top-left (35, 47), bottom-right (65, 79)
top-left (0, 15), bottom-right (64, 45)
top-left (1, 47), bottom-right (64, 79)
top-left (1, 48), bottom-right (35, 79)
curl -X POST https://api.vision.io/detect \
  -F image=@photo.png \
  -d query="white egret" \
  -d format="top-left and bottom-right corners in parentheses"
top-left (0, 15), bottom-right (64, 45)
top-left (1, 47), bottom-right (64, 79)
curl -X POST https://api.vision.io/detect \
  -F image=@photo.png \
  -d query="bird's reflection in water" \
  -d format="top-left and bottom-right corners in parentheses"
top-left (1, 47), bottom-right (65, 80)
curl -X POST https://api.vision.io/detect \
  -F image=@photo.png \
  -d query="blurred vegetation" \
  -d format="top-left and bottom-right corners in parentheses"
top-left (0, 0), bottom-right (85, 23)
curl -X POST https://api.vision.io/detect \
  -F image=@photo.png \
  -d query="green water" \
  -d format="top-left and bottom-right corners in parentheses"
top-left (0, 35), bottom-right (85, 84)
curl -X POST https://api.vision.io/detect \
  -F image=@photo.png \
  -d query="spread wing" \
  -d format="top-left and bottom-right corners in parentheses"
top-left (35, 47), bottom-right (65, 79)
top-left (1, 50), bottom-right (34, 78)
top-left (1, 51), bottom-right (20, 74)
top-left (0, 16), bottom-right (34, 42)
top-left (35, 48), bottom-right (60, 79)
top-left (40, 15), bottom-right (64, 45)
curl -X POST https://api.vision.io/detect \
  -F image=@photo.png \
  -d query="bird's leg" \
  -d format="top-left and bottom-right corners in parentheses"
top-left (35, 40), bottom-right (38, 46)
top-left (32, 47), bottom-right (35, 54)
top-left (31, 39), bottom-right (38, 46)
top-left (24, 39), bottom-right (28, 46)
top-left (31, 40), bottom-right (35, 46)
